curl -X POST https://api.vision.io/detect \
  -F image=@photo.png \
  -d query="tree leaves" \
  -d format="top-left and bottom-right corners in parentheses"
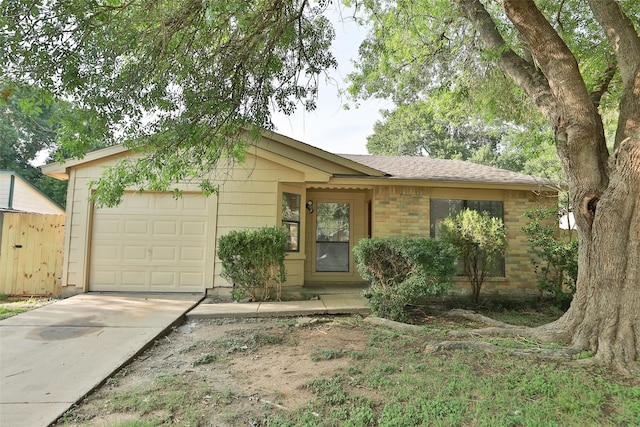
top-left (1, 0), bottom-right (338, 205)
top-left (0, 83), bottom-right (67, 206)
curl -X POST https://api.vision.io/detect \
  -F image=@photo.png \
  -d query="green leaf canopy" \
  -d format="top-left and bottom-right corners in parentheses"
top-left (1, 0), bottom-right (337, 205)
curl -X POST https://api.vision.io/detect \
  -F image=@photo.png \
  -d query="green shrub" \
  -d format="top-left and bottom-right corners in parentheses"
top-left (217, 226), bottom-right (287, 301)
top-left (523, 208), bottom-right (578, 310)
top-left (439, 209), bottom-right (507, 303)
top-left (353, 236), bottom-right (457, 322)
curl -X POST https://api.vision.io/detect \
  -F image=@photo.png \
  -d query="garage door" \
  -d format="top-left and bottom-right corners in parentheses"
top-left (89, 192), bottom-right (215, 292)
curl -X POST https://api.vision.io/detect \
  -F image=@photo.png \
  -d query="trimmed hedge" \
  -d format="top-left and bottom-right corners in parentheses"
top-left (217, 227), bottom-right (287, 301)
top-left (354, 236), bottom-right (457, 322)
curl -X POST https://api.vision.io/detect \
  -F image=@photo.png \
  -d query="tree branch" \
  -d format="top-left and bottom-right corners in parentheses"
top-left (587, 0), bottom-right (640, 149)
top-left (444, 309), bottom-right (525, 328)
top-left (501, 0), bottom-right (610, 233)
top-left (455, 0), bottom-right (557, 124)
top-left (502, 0), bottom-right (596, 141)
top-left (424, 340), bottom-right (582, 360)
top-left (589, 56), bottom-right (617, 108)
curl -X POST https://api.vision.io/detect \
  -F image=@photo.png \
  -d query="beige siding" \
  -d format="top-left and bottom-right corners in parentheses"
top-left (0, 173), bottom-right (63, 214)
top-left (0, 174), bottom-right (10, 207)
top-left (60, 150), bottom-right (310, 294)
top-left (10, 178), bottom-right (60, 214)
top-left (212, 153), bottom-right (307, 289)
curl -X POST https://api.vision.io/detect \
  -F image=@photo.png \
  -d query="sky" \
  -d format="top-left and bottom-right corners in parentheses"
top-left (271, 8), bottom-right (391, 155)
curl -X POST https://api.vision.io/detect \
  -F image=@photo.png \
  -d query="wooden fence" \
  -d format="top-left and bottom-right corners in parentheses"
top-left (0, 212), bottom-right (65, 296)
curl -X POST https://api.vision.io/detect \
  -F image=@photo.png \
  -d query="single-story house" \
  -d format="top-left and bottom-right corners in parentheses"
top-left (0, 171), bottom-right (65, 296)
top-left (42, 131), bottom-right (558, 298)
top-left (0, 170), bottom-right (64, 215)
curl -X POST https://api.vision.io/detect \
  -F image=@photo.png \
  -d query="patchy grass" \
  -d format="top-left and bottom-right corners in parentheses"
top-left (0, 295), bottom-right (55, 320)
top-left (55, 309), bottom-right (640, 427)
top-left (267, 324), bottom-right (640, 427)
top-left (310, 348), bottom-right (348, 362)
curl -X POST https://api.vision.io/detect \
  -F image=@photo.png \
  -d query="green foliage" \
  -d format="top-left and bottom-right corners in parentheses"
top-left (353, 236), bottom-right (457, 322)
top-left (439, 209), bottom-right (507, 303)
top-left (367, 103), bottom-right (504, 159)
top-left (310, 348), bottom-right (347, 362)
top-left (217, 227), bottom-right (288, 302)
top-left (0, 305), bottom-right (30, 320)
top-left (347, 0), bottom-right (628, 138)
top-left (365, 92), bottom-right (566, 184)
top-left (0, 297), bottom-right (54, 320)
top-left (523, 208), bottom-right (578, 310)
top-left (0, 83), bottom-right (68, 207)
top-left (192, 353), bottom-right (217, 366)
top-left (2, 1), bottom-right (337, 206)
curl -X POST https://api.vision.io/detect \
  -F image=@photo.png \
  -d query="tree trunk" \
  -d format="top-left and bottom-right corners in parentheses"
top-left (459, 0), bottom-right (640, 373)
top-left (546, 135), bottom-right (640, 373)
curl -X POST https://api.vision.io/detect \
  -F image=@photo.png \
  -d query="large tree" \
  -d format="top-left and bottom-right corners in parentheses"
top-left (1, 0), bottom-right (337, 206)
top-left (2, 0), bottom-right (639, 372)
top-left (0, 84), bottom-right (68, 207)
top-left (351, 0), bottom-right (640, 373)
top-left (366, 103), bottom-right (504, 159)
top-left (366, 101), bottom-right (565, 181)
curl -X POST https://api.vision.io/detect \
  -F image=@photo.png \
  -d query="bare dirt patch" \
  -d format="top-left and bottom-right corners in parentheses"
top-left (51, 305), bottom-right (640, 427)
top-left (56, 316), bottom-right (372, 426)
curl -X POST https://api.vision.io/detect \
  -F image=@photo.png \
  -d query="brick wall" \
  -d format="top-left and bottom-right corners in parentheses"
top-left (372, 186), bottom-right (431, 237)
top-left (371, 185), bottom-right (558, 299)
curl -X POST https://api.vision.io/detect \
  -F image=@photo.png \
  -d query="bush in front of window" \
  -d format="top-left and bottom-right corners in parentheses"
top-left (353, 237), bottom-right (458, 322)
top-left (218, 227), bottom-right (287, 301)
top-left (522, 208), bottom-right (578, 310)
top-left (439, 209), bottom-right (507, 303)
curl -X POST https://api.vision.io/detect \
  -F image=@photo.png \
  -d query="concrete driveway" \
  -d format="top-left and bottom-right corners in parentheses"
top-left (0, 293), bottom-right (203, 427)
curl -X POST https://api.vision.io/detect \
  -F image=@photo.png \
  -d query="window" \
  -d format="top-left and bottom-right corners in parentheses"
top-left (282, 192), bottom-right (301, 252)
top-left (430, 199), bottom-right (505, 276)
top-left (315, 202), bottom-right (350, 272)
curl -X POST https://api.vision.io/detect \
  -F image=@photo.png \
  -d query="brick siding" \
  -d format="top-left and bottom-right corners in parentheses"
top-left (371, 186), bottom-right (558, 299)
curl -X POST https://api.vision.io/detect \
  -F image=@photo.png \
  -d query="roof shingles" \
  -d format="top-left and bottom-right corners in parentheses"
top-left (339, 154), bottom-right (556, 187)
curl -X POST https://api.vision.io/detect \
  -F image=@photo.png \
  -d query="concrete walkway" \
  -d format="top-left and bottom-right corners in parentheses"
top-left (188, 294), bottom-right (371, 319)
top-left (0, 291), bottom-right (370, 427)
top-left (0, 293), bottom-right (203, 427)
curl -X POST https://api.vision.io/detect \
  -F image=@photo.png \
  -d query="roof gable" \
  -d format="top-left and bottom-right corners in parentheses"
top-left (41, 131), bottom-right (387, 180)
top-left (0, 171), bottom-right (64, 214)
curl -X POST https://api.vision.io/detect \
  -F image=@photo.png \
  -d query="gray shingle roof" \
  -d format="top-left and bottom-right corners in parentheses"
top-left (339, 154), bottom-right (556, 187)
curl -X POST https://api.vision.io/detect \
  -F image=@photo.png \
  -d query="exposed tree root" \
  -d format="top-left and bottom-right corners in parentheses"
top-left (444, 309), bottom-right (526, 329)
top-left (444, 309), bottom-right (568, 343)
top-left (422, 309), bottom-right (589, 364)
top-left (364, 316), bottom-right (423, 332)
top-left (424, 340), bottom-right (583, 360)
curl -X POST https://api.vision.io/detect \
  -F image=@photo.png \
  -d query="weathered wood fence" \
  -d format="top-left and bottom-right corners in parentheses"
top-left (0, 212), bottom-right (65, 296)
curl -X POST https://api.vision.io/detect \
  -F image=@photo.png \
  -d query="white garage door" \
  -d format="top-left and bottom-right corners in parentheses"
top-left (89, 192), bottom-right (215, 292)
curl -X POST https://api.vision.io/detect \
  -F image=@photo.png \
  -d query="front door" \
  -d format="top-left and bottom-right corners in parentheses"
top-left (304, 190), bottom-right (368, 285)
top-left (315, 202), bottom-right (350, 272)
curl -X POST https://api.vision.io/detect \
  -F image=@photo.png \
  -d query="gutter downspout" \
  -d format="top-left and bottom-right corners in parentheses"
top-left (8, 174), bottom-right (15, 209)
